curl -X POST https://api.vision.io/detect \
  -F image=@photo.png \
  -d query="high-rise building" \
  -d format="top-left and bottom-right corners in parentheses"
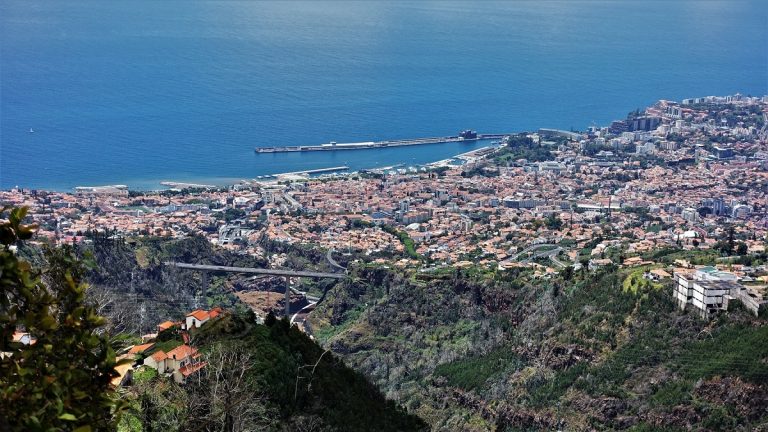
top-left (609, 120), bottom-right (628, 134)
top-left (666, 106), bottom-right (682, 118)
top-left (681, 207), bottom-right (698, 223)
top-left (628, 116), bottom-right (661, 132)
top-left (712, 197), bottom-right (726, 216)
top-left (399, 199), bottom-right (410, 213)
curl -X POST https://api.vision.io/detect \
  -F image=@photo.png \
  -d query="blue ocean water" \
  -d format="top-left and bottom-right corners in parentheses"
top-left (1, 1), bottom-right (766, 190)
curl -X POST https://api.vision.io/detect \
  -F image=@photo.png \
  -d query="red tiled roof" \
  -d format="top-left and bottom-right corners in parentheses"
top-left (179, 361), bottom-right (207, 377)
top-left (150, 350), bottom-right (167, 362)
top-left (157, 320), bottom-right (177, 331)
top-left (166, 344), bottom-right (197, 361)
top-left (128, 343), bottom-right (155, 354)
top-left (187, 309), bottom-right (210, 321)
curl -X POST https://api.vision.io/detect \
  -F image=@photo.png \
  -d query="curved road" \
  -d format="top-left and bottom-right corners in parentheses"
top-left (504, 244), bottom-right (569, 269)
top-left (291, 250), bottom-right (347, 336)
top-left (520, 247), bottom-right (565, 268)
top-left (326, 249), bottom-right (347, 271)
top-left (290, 301), bottom-right (317, 335)
top-left (509, 243), bottom-right (558, 261)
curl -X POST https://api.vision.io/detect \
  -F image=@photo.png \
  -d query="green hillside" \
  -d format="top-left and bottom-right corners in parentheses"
top-left (120, 312), bottom-right (427, 431)
top-left (309, 264), bottom-right (768, 431)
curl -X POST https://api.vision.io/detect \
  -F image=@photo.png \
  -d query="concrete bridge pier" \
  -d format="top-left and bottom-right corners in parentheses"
top-left (285, 277), bottom-right (291, 318)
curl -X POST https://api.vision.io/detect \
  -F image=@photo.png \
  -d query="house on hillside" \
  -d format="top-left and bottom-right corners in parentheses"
top-left (184, 307), bottom-right (223, 330)
top-left (165, 344), bottom-right (199, 371)
top-left (157, 320), bottom-right (178, 333)
top-left (165, 344), bottom-right (203, 383)
top-left (127, 343), bottom-right (155, 360)
top-left (644, 268), bottom-right (671, 281)
top-left (588, 258), bottom-right (613, 271)
top-left (142, 344), bottom-right (205, 383)
top-left (174, 361), bottom-right (207, 384)
top-left (144, 350), bottom-right (168, 374)
top-left (622, 256), bottom-right (645, 267)
top-left (185, 310), bottom-right (210, 329)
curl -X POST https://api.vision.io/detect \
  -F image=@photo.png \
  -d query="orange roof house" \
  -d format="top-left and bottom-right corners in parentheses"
top-left (157, 320), bottom-right (177, 332)
top-left (185, 308), bottom-right (222, 329)
top-left (143, 350), bottom-right (169, 373)
top-left (187, 309), bottom-right (210, 321)
top-left (150, 350), bottom-right (167, 362)
top-left (128, 343), bottom-right (155, 355)
top-left (176, 361), bottom-right (207, 383)
top-left (623, 256), bottom-right (644, 266)
top-left (166, 344), bottom-right (198, 362)
top-left (164, 344), bottom-right (202, 383)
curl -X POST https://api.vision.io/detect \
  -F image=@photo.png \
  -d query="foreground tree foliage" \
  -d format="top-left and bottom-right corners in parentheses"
top-left (0, 207), bottom-right (126, 431)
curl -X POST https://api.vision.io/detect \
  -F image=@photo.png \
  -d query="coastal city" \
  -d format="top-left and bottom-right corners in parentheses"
top-left (4, 93), bottom-right (768, 320)
top-left (3, 0), bottom-right (768, 429)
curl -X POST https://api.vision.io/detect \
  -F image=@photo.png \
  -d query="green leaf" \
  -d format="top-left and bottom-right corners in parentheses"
top-left (59, 413), bottom-right (77, 421)
top-left (39, 315), bottom-right (57, 330)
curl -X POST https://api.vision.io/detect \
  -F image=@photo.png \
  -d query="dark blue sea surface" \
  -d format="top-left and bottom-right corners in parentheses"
top-left (1, 1), bottom-right (766, 190)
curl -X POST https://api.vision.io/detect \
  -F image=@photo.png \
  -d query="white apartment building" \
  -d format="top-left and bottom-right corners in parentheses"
top-left (674, 267), bottom-right (765, 318)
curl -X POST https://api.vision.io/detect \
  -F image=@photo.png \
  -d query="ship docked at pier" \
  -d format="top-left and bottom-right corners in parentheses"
top-left (254, 130), bottom-right (506, 154)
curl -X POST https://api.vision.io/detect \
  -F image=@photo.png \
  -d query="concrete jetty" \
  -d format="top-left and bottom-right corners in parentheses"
top-left (255, 131), bottom-right (511, 154)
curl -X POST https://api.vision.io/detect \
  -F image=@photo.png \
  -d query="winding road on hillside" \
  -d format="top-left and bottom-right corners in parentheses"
top-left (326, 249), bottom-right (347, 271)
top-left (503, 243), bottom-right (568, 269)
top-left (290, 249), bottom-right (348, 336)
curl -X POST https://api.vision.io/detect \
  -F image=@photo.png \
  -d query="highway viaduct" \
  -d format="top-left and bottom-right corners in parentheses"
top-left (164, 262), bottom-right (346, 317)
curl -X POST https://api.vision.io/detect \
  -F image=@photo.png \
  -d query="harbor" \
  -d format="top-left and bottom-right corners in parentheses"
top-left (60, 136), bottom-right (505, 192)
top-left (255, 130), bottom-right (510, 154)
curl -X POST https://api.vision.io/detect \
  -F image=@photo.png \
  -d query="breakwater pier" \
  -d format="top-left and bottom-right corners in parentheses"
top-left (256, 131), bottom-right (510, 154)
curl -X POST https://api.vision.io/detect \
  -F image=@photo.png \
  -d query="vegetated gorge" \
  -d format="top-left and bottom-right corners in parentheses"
top-left (22, 233), bottom-right (768, 431)
top-left (308, 260), bottom-right (768, 431)
top-left (12, 232), bottom-right (425, 431)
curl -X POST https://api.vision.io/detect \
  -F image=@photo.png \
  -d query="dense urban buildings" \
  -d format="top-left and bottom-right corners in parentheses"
top-left (3, 94), bottom-right (768, 317)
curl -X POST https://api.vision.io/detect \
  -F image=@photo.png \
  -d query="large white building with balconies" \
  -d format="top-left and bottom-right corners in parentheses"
top-left (674, 267), bottom-right (766, 318)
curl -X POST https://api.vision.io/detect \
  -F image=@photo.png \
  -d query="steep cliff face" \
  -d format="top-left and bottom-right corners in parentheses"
top-left (310, 265), bottom-right (768, 431)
